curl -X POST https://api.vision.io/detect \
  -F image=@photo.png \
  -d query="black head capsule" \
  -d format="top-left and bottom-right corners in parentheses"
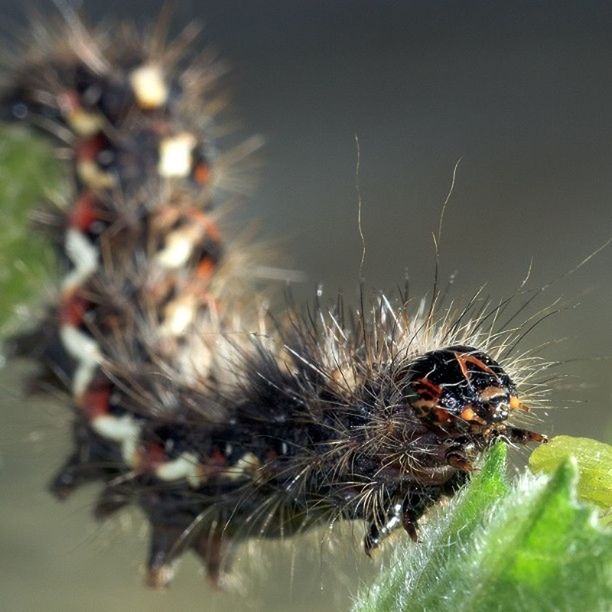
top-left (406, 345), bottom-right (527, 434)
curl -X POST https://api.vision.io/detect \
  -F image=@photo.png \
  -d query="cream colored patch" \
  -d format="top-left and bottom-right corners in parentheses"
top-left (67, 108), bottom-right (104, 136)
top-left (63, 228), bottom-right (99, 290)
top-left (160, 296), bottom-right (196, 337)
top-left (480, 386), bottom-right (506, 401)
top-left (60, 325), bottom-right (101, 363)
top-left (60, 325), bottom-right (102, 396)
top-left (129, 63), bottom-right (169, 109)
top-left (91, 414), bottom-right (142, 465)
top-left (172, 336), bottom-right (214, 384)
top-left (155, 452), bottom-right (202, 487)
top-left (78, 160), bottom-right (116, 188)
top-left (155, 232), bottom-right (194, 268)
top-left (224, 452), bottom-right (261, 481)
top-left (72, 361), bottom-right (99, 398)
top-left (158, 133), bottom-right (197, 178)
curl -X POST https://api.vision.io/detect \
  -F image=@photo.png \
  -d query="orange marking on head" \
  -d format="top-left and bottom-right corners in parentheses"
top-left (412, 398), bottom-right (437, 412)
top-left (459, 406), bottom-right (486, 424)
top-left (416, 377), bottom-right (442, 399)
top-left (454, 352), bottom-right (498, 383)
top-left (509, 395), bottom-right (530, 412)
top-left (480, 386), bottom-right (506, 401)
top-left (460, 406), bottom-right (477, 421)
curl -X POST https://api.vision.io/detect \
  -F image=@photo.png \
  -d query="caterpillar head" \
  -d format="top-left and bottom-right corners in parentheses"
top-left (406, 345), bottom-right (541, 441)
top-left (361, 345), bottom-right (547, 556)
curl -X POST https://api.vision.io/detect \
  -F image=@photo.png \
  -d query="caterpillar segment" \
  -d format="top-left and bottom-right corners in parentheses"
top-left (2, 13), bottom-right (549, 590)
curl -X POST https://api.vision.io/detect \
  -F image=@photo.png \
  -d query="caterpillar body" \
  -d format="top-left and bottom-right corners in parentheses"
top-left (1, 10), bottom-right (550, 591)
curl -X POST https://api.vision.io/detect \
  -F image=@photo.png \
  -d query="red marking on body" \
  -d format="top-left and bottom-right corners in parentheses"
top-left (210, 447), bottom-right (226, 466)
top-left (69, 191), bottom-right (101, 232)
top-left (75, 133), bottom-right (107, 161)
top-left (196, 256), bottom-right (216, 279)
top-left (193, 162), bottom-right (210, 185)
top-left (203, 219), bottom-right (221, 244)
top-left (138, 442), bottom-right (167, 472)
top-left (78, 381), bottom-right (111, 419)
top-left (183, 208), bottom-right (221, 243)
top-left (59, 291), bottom-right (91, 326)
top-left (199, 447), bottom-right (228, 481)
top-left (152, 207), bottom-right (221, 258)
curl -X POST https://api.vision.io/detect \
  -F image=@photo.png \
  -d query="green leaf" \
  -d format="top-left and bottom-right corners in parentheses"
top-left (354, 444), bottom-right (611, 612)
top-left (0, 125), bottom-right (60, 335)
top-left (529, 435), bottom-right (612, 513)
top-left (354, 444), bottom-right (509, 612)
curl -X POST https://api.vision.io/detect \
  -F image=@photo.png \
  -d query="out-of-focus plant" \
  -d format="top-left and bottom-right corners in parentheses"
top-left (0, 125), bottom-right (60, 336)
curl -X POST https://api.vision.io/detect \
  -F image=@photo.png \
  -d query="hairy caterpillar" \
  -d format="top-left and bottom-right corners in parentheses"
top-left (1, 3), bottom-right (609, 605)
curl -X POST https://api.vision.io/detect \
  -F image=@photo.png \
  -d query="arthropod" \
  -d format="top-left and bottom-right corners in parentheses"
top-left (0, 6), bottom-right (561, 594)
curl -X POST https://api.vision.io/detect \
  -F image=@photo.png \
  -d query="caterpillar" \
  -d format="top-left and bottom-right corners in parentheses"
top-left (0, 4), bottom-right (564, 597)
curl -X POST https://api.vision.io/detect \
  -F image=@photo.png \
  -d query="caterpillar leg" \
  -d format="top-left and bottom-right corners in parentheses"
top-left (402, 515), bottom-right (420, 543)
top-left (147, 523), bottom-right (187, 590)
top-left (191, 529), bottom-right (234, 589)
top-left (363, 502), bottom-right (404, 557)
top-left (506, 427), bottom-right (548, 445)
top-left (445, 447), bottom-right (476, 472)
top-left (93, 477), bottom-right (134, 521)
top-left (147, 520), bottom-right (233, 589)
top-left (363, 496), bottom-right (427, 557)
top-left (49, 420), bottom-right (123, 499)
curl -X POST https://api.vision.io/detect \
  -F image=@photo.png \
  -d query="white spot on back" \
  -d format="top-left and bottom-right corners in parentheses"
top-left (130, 64), bottom-right (169, 109)
top-left (155, 452), bottom-right (202, 487)
top-left (155, 232), bottom-right (194, 268)
top-left (63, 229), bottom-right (99, 290)
top-left (224, 452), bottom-right (261, 481)
top-left (160, 297), bottom-right (196, 336)
top-left (60, 325), bottom-right (102, 396)
top-left (78, 160), bottom-right (116, 189)
top-left (67, 108), bottom-right (104, 136)
top-left (91, 414), bottom-right (142, 465)
top-left (158, 133), bottom-right (196, 178)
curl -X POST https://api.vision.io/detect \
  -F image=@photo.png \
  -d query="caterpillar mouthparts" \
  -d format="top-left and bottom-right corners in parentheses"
top-left (1, 9), bottom-right (548, 590)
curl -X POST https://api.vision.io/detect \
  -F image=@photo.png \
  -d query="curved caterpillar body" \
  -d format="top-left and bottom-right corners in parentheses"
top-left (2, 12), bottom-right (548, 589)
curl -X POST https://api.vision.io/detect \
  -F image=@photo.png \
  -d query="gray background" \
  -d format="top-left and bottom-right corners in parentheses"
top-left (1, 1), bottom-right (611, 611)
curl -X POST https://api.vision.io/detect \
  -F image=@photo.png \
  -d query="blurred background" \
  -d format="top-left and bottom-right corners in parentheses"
top-left (1, 1), bottom-right (611, 610)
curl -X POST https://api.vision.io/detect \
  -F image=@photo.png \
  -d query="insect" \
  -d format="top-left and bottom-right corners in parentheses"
top-left (10, 4), bottom-right (609, 601)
